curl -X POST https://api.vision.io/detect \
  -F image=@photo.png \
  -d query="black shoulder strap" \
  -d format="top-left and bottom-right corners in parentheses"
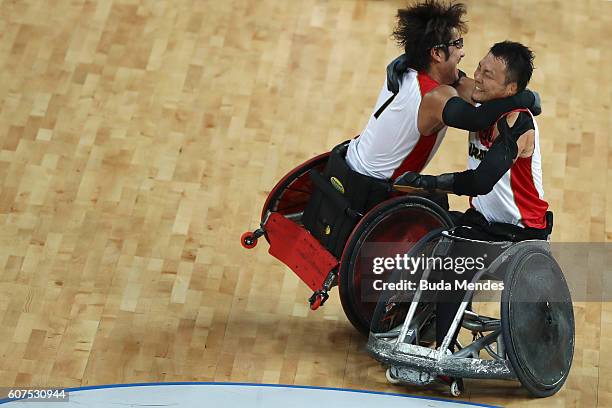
top-left (373, 93), bottom-right (397, 119)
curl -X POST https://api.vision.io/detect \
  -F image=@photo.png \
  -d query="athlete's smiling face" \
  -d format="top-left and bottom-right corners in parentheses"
top-left (472, 52), bottom-right (518, 102)
top-left (437, 28), bottom-right (465, 85)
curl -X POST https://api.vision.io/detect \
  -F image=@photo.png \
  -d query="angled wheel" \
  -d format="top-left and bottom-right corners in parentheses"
top-left (338, 196), bottom-right (453, 336)
top-left (261, 152), bottom-right (330, 224)
top-left (262, 141), bottom-right (352, 223)
top-left (369, 227), bottom-right (444, 337)
top-left (501, 245), bottom-right (574, 397)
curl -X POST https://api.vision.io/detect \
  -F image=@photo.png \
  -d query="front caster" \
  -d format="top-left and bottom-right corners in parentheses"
top-left (385, 367), bottom-right (401, 385)
top-left (241, 232), bottom-right (258, 248)
top-left (241, 228), bottom-right (265, 249)
top-left (308, 272), bottom-right (335, 311)
top-left (309, 291), bottom-right (329, 310)
top-left (437, 376), bottom-right (464, 397)
top-left (450, 378), bottom-right (464, 397)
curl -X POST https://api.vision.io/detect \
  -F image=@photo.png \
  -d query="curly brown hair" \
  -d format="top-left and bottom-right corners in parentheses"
top-left (393, 1), bottom-right (468, 71)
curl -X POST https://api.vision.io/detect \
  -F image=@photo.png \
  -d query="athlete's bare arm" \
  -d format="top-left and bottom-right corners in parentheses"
top-left (417, 85), bottom-right (458, 135)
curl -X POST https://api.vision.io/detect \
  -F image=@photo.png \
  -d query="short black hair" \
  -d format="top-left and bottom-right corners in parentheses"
top-left (489, 41), bottom-right (535, 92)
top-left (392, 1), bottom-right (467, 71)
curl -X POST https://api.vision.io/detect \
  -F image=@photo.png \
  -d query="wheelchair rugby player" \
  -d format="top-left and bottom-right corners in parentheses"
top-left (368, 41), bottom-right (573, 398)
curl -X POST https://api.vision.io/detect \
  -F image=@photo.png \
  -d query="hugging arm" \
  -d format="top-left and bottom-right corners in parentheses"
top-left (395, 112), bottom-right (535, 196)
top-left (442, 91), bottom-right (539, 132)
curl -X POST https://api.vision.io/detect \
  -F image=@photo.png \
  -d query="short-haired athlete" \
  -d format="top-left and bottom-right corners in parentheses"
top-left (394, 41), bottom-right (550, 360)
top-left (345, 1), bottom-right (541, 195)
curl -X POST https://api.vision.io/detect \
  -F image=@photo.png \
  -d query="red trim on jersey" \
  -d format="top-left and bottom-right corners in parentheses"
top-left (477, 126), bottom-right (495, 148)
top-left (511, 156), bottom-right (548, 228)
top-left (416, 71), bottom-right (440, 95)
top-left (391, 71), bottom-right (441, 179)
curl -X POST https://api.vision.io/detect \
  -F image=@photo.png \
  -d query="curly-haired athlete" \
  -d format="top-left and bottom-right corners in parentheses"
top-left (302, 1), bottom-right (542, 263)
top-left (345, 1), bottom-right (540, 188)
top-left (301, 2), bottom-right (541, 269)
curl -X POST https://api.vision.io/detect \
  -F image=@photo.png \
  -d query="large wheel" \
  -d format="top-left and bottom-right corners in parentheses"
top-left (501, 246), bottom-right (574, 397)
top-left (261, 152), bottom-right (330, 222)
top-left (369, 228), bottom-right (444, 337)
top-left (338, 196), bottom-right (454, 336)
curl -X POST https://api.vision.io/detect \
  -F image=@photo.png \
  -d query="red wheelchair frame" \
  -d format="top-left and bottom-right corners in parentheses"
top-left (241, 148), bottom-right (454, 335)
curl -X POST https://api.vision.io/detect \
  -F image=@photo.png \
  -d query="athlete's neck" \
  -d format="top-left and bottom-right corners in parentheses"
top-left (423, 68), bottom-right (443, 85)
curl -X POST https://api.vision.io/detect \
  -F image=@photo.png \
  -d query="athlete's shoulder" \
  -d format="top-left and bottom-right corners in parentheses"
top-left (420, 85), bottom-right (459, 110)
top-left (417, 85), bottom-right (457, 135)
top-left (423, 85), bottom-right (458, 100)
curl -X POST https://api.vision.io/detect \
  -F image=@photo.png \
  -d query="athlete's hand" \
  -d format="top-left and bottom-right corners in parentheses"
top-left (519, 89), bottom-right (542, 116)
top-left (529, 89), bottom-right (541, 116)
top-left (394, 171), bottom-right (437, 191)
top-left (386, 54), bottom-right (408, 94)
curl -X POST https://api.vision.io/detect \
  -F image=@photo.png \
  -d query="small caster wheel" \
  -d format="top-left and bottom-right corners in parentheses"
top-left (241, 232), bottom-right (257, 249)
top-left (450, 379), bottom-right (464, 397)
top-left (308, 291), bottom-right (328, 311)
top-left (310, 294), bottom-right (322, 310)
top-left (385, 367), bottom-right (401, 385)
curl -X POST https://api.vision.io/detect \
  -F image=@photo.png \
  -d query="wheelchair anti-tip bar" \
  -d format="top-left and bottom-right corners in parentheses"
top-left (368, 336), bottom-right (516, 380)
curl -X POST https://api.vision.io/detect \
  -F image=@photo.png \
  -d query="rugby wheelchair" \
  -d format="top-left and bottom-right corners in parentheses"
top-left (366, 222), bottom-right (575, 398)
top-left (241, 141), bottom-right (453, 335)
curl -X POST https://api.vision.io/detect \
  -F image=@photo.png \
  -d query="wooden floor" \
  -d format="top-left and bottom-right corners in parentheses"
top-left (0, 0), bottom-right (610, 406)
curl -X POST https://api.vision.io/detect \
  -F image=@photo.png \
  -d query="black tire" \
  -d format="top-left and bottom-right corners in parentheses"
top-left (338, 196), bottom-right (453, 336)
top-left (501, 245), bottom-right (574, 397)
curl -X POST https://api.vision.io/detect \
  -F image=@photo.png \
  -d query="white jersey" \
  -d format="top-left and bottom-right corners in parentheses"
top-left (346, 69), bottom-right (447, 180)
top-left (468, 111), bottom-right (548, 228)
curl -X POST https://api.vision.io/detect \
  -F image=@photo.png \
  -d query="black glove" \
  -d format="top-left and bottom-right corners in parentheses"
top-left (516, 89), bottom-right (541, 116)
top-left (386, 54), bottom-right (408, 94)
top-left (394, 171), bottom-right (455, 192)
top-left (528, 89), bottom-right (541, 116)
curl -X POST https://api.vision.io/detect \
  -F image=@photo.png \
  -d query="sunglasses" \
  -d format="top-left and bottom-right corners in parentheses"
top-left (433, 37), bottom-right (464, 50)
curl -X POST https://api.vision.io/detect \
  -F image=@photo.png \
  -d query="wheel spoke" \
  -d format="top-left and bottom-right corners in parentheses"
top-left (284, 186), bottom-right (313, 195)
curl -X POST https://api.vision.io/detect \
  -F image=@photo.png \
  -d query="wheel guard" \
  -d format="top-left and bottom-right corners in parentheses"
top-left (266, 213), bottom-right (338, 291)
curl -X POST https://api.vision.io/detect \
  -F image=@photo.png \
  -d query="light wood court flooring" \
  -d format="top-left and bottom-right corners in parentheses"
top-left (0, 0), bottom-right (610, 406)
